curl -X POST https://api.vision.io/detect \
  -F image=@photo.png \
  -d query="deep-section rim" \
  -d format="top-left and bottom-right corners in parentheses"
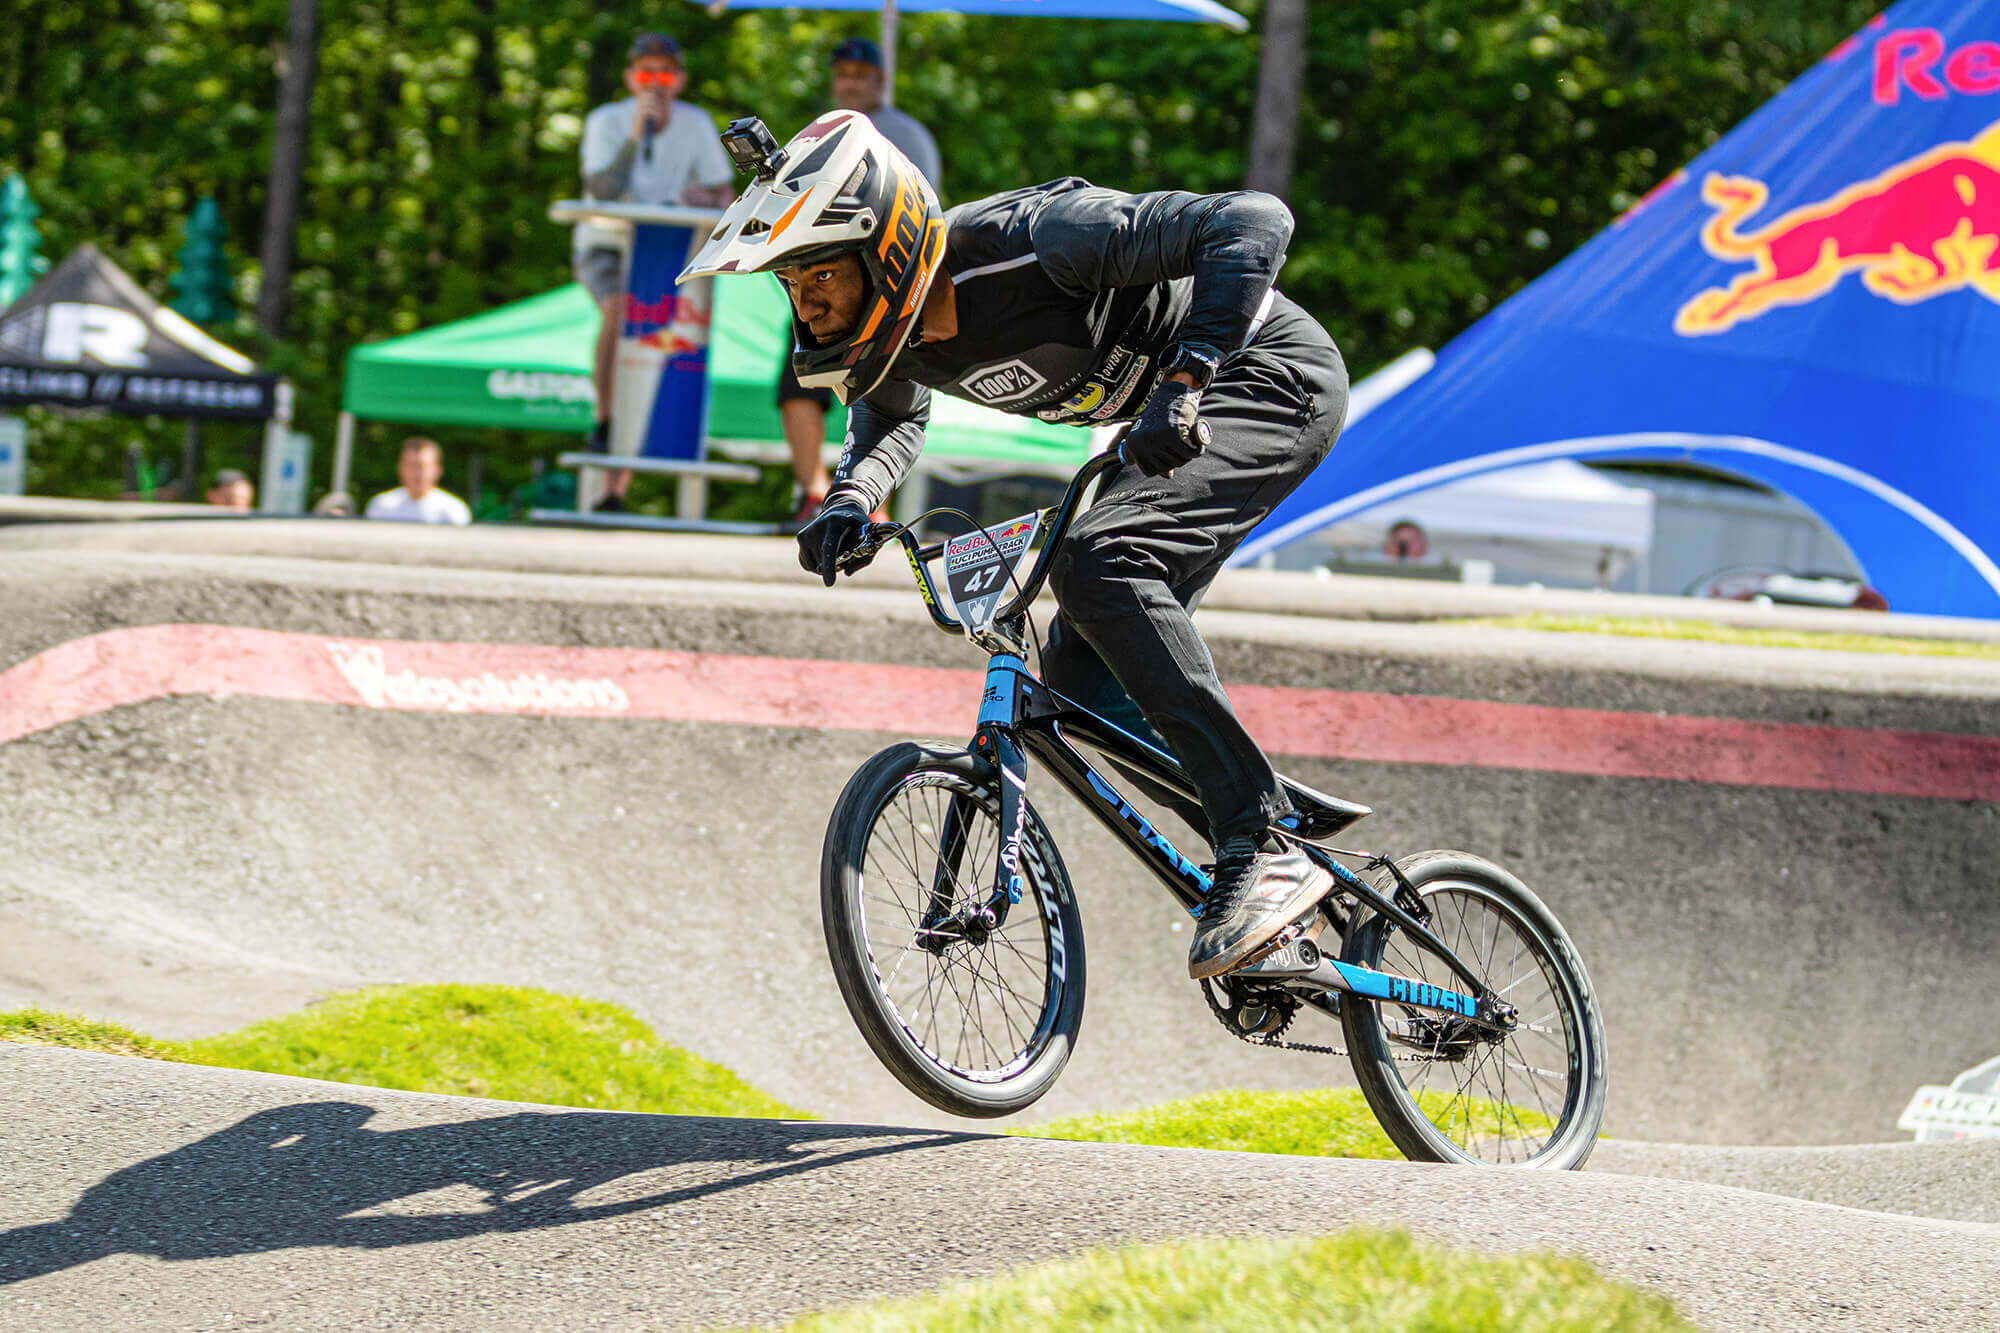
top-left (853, 769), bottom-right (1064, 1085)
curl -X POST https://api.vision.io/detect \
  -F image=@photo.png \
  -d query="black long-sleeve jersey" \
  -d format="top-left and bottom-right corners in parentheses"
top-left (825, 178), bottom-right (1295, 512)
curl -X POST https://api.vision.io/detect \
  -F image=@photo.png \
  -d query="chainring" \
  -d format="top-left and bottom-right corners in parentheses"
top-left (1200, 975), bottom-right (1303, 1045)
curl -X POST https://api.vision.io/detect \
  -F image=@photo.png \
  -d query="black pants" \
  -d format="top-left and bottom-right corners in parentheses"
top-left (1042, 294), bottom-right (1347, 844)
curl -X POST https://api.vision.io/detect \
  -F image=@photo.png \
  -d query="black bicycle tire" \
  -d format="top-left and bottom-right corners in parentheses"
top-left (1339, 851), bottom-right (1607, 1169)
top-left (821, 740), bottom-right (1087, 1119)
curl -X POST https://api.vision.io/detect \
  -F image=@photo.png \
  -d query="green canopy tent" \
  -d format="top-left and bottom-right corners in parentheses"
top-left (334, 277), bottom-right (1094, 503)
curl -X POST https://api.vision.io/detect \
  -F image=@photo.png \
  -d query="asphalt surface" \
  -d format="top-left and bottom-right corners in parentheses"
top-left (3, 1046), bottom-right (1998, 1333)
top-left (3, 518), bottom-right (1999, 1329)
top-left (4, 546), bottom-right (1995, 1143)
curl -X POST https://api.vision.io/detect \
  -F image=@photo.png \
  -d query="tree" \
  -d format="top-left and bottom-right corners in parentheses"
top-left (0, 173), bottom-right (47, 308)
top-left (170, 198), bottom-right (236, 324)
top-left (1246, 0), bottom-right (1307, 199)
top-left (257, 0), bottom-right (318, 337)
top-left (0, 0), bottom-right (1882, 503)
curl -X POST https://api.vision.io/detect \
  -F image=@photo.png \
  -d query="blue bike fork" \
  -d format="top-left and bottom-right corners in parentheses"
top-left (974, 655), bottom-right (1033, 908)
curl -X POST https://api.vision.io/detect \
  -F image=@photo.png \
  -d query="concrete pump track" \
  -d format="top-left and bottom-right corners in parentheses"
top-left (2, 518), bottom-right (1998, 1331)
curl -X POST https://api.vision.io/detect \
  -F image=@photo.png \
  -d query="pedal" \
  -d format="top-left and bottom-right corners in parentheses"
top-left (1229, 906), bottom-right (1324, 975)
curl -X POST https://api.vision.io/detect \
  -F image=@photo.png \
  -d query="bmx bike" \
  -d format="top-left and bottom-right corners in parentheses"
top-left (818, 450), bottom-right (1607, 1168)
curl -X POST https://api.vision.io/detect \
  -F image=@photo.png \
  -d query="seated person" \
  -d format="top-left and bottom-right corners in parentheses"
top-left (206, 468), bottom-right (254, 511)
top-left (365, 437), bottom-right (471, 525)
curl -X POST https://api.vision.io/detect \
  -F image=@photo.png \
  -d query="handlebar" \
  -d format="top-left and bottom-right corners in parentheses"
top-left (835, 444), bottom-right (1127, 635)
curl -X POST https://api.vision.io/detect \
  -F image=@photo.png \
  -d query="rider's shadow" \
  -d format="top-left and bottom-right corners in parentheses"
top-left (0, 1100), bottom-right (980, 1284)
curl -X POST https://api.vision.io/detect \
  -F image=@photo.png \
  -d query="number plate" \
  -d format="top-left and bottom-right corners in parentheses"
top-left (941, 510), bottom-right (1045, 639)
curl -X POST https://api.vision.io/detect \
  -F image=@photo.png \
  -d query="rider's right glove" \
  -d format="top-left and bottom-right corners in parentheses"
top-left (1121, 380), bottom-right (1212, 478)
top-left (796, 497), bottom-right (873, 587)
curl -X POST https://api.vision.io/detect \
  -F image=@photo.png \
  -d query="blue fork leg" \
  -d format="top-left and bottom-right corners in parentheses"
top-left (974, 654), bottom-right (1032, 917)
top-left (987, 728), bottom-right (1030, 912)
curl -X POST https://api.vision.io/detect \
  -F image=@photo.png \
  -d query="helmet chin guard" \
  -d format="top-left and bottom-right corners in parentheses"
top-left (679, 111), bottom-right (946, 403)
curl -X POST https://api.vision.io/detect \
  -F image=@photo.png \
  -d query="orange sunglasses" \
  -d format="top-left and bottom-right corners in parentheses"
top-left (631, 69), bottom-right (685, 89)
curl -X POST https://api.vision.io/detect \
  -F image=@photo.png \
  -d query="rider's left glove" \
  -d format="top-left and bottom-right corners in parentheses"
top-left (1122, 380), bottom-right (1212, 478)
top-left (796, 498), bottom-right (872, 587)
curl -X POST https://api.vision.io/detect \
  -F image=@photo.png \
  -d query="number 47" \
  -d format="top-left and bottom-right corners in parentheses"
top-left (961, 564), bottom-right (1004, 594)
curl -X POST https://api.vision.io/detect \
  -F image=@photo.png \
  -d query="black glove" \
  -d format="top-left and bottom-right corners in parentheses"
top-left (1122, 380), bottom-right (1212, 478)
top-left (796, 498), bottom-right (872, 587)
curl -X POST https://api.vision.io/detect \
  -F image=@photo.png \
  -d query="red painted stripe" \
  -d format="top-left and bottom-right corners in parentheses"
top-left (0, 625), bottom-right (1995, 801)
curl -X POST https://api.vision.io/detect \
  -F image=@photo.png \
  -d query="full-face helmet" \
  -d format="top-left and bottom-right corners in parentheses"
top-left (678, 111), bottom-right (946, 403)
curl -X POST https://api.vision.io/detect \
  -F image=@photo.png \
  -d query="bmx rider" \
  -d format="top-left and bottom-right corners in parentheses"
top-left (678, 113), bottom-right (1350, 980)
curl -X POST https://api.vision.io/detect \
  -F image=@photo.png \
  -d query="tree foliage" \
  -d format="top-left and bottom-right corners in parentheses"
top-left (0, 0), bottom-right (1880, 505)
top-left (170, 197), bottom-right (237, 323)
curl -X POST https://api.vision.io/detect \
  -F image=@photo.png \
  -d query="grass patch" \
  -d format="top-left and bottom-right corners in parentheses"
top-left (1, 984), bottom-right (807, 1119)
top-left (728, 1229), bottom-right (1695, 1332)
top-left (0, 1008), bottom-right (175, 1058)
top-left (1449, 613), bottom-right (2000, 658)
top-left (1014, 1087), bottom-right (1551, 1161)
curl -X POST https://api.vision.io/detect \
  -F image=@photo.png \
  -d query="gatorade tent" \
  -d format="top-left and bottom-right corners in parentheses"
top-left (336, 275), bottom-right (1091, 484)
top-left (340, 284), bottom-right (597, 435)
top-left (1236, 0), bottom-right (2000, 619)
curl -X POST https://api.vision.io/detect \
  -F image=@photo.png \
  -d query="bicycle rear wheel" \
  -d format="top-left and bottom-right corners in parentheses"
top-left (822, 741), bottom-right (1086, 1118)
top-left (1340, 851), bottom-right (1606, 1169)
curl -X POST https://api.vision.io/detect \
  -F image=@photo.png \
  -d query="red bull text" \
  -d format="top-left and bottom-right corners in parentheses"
top-left (1873, 27), bottom-right (2000, 106)
top-left (1675, 119), bottom-right (2000, 335)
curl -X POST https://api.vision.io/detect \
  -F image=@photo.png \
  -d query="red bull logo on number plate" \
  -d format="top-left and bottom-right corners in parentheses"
top-left (1676, 118), bottom-right (2000, 335)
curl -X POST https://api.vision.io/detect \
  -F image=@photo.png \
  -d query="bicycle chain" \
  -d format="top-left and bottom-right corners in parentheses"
top-left (1201, 978), bottom-right (1343, 1056)
top-left (1200, 978), bottom-right (1442, 1064)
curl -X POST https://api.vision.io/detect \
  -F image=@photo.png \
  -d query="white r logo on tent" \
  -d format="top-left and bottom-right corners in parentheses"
top-left (44, 303), bottom-right (150, 368)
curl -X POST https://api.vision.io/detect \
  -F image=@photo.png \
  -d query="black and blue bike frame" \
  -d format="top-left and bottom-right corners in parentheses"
top-left (840, 451), bottom-right (1512, 1034)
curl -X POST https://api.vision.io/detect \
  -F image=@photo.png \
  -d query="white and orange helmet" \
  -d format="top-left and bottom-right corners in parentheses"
top-left (678, 111), bottom-right (946, 403)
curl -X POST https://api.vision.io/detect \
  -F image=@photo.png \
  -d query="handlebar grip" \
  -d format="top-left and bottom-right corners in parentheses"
top-left (834, 522), bottom-right (903, 574)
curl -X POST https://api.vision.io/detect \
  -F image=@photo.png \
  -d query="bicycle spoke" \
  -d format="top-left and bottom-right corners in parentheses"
top-left (1353, 878), bottom-right (1594, 1165)
top-left (853, 770), bottom-right (1064, 1082)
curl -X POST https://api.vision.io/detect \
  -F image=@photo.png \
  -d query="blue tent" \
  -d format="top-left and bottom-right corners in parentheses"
top-left (1236, 0), bottom-right (2000, 618)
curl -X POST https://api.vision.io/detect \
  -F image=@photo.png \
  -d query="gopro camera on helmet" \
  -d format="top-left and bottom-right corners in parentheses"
top-left (720, 117), bottom-right (785, 180)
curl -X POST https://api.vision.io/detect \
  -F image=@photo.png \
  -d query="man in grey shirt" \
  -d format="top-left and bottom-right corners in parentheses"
top-left (776, 36), bottom-right (942, 531)
top-left (829, 37), bottom-right (940, 185)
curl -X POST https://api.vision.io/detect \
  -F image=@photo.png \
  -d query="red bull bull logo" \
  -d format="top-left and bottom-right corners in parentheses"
top-left (625, 289), bottom-right (711, 359)
top-left (1675, 118), bottom-right (2000, 335)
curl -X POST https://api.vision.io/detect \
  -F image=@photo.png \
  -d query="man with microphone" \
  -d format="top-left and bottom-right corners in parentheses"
top-left (573, 32), bottom-right (734, 511)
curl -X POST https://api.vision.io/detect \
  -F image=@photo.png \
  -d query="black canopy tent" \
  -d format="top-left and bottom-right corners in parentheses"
top-left (0, 243), bottom-right (288, 501)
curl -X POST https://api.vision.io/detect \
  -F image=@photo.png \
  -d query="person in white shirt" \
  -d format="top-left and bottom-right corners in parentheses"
top-left (365, 437), bottom-right (472, 526)
top-left (573, 31), bottom-right (736, 512)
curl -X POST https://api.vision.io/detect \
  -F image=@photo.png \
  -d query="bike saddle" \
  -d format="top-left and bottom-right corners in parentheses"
top-left (1279, 778), bottom-right (1372, 840)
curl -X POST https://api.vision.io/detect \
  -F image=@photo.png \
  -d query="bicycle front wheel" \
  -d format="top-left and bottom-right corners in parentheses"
top-left (821, 741), bottom-right (1086, 1118)
top-left (1340, 851), bottom-right (1607, 1169)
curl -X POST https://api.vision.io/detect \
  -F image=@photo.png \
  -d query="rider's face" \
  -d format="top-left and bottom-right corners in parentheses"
top-left (774, 253), bottom-right (867, 344)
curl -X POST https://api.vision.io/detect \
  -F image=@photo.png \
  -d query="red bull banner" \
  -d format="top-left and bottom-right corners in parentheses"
top-left (1243, 0), bottom-right (2000, 619)
top-left (612, 222), bottom-right (716, 462)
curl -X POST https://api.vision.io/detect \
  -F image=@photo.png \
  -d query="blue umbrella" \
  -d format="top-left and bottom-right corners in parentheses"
top-left (697, 0), bottom-right (1247, 93)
